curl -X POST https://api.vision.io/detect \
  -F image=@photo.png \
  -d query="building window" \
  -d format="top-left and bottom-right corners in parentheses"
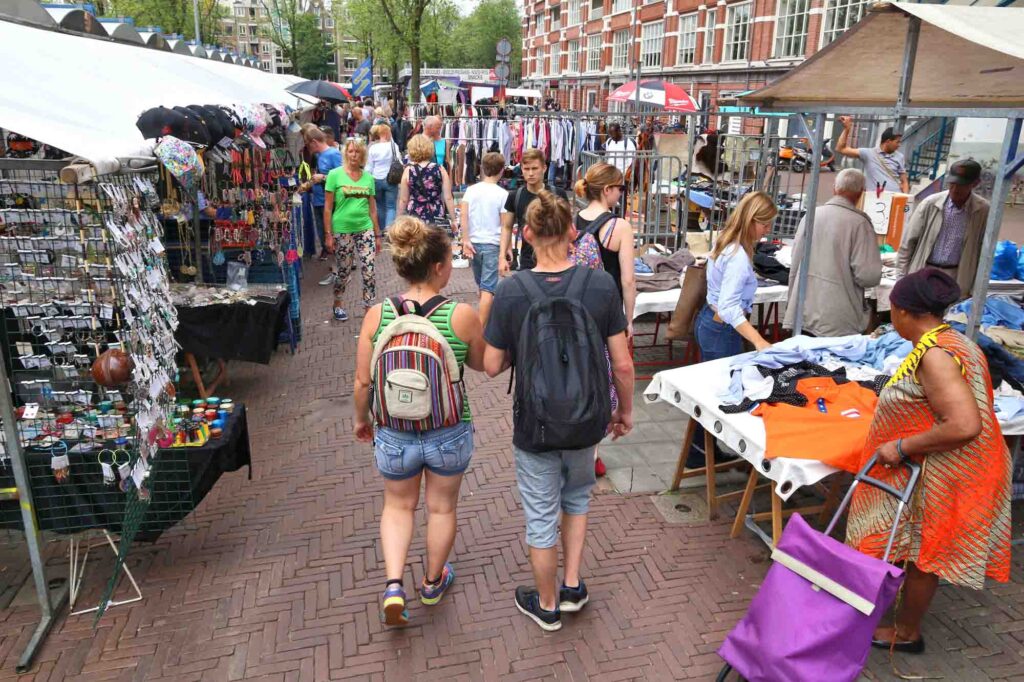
top-left (775, 0), bottom-right (810, 58)
top-left (567, 39), bottom-right (580, 72)
top-left (261, 42), bottom-right (270, 55)
top-left (590, 0), bottom-right (603, 20)
top-left (678, 13), bottom-right (698, 65)
top-left (238, 25), bottom-right (246, 36)
top-left (235, 7), bottom-right (244, 17)
top-left (536, 46), bottom-right (545, 76)
top-left (550, 42), bottom-right (561, 74)
top-left (567, 0), bottom-right (580, 26)
top-left (344, 58), bottom-right (357, 69)
top-left (724, 2), bottom-right (751, 62)
top-left (326, 17), bottom-right (334, 28)
top-left (641, 21), bottom-right (664, 68)
top-left (550, 6), bottom-right (561, 30)
top-left (703, 9), bottom-right (717, 63)
top-left (612, 29), bottom-right (629, 70)
top-left (586, 33), bottom-right (601, 72)
top-left (261, 60), bottom-right (270, 70)
top-left (613, 0), bottom-right (630, 13)
top-left (822, 0), bottom-right (868, 45)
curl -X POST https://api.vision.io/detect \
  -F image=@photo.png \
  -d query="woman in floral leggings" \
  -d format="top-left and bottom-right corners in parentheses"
top-left (324, 139), bottom-right (382, 322)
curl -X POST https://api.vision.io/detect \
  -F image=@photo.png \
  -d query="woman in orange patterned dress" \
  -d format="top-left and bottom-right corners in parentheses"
top-left (846, 268), bottom-right (1012, 654)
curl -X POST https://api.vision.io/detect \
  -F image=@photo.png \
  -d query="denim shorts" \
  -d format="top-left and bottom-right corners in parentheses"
top-left (514, 445), bottom-right (597, 549)
top-left (374, 421), bottom-right (474, 480)
top-left (471, 243), bottom-right (500, 294)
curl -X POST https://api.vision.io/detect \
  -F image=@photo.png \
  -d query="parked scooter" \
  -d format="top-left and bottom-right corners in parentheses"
top-left (778, 140), bottom-right (836, 173)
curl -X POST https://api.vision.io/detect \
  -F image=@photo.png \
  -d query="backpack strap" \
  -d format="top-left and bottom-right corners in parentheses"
top-left (513, 270), bottom-right (549, 305)
top-left (391, 295), bottom-right (449, 317)
top-left (514, 185), bottom-right (526, 226)
top-left (565, 267), bottom-right (592, 302)
top-left (583, 211), bottom-right (615, 238)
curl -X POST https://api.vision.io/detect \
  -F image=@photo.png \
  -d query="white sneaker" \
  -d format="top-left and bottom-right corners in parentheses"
top-left (318, 272), bottom-right (337, 286)
top-left (452, 257), bottom-right (470, 269)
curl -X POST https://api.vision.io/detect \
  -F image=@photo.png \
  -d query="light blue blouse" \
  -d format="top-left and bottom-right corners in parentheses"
top-left (706, 244), bottom-right (757, 329)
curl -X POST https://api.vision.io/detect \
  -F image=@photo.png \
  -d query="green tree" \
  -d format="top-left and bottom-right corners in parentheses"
top-left (340, 0), bottom-right (404, 84)
top-left (106, 0), bottom-right (225, 43)
top-left (377, 0), bottom-right (436, 102)
top-left (445, 0), bottom-right (520, 69)
top-left (260, 0), bottom-right (335, 78)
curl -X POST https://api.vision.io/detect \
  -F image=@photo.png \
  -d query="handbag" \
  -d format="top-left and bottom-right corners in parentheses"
top-left (665, 263), bottom-right (707, 340)
top-left (386, 142), bottom-right (404, 185)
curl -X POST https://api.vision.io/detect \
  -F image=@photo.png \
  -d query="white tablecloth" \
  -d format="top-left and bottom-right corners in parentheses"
top-left (646, 349), bottom-right (1024, 501)
top-left (633, 285), bottom-right (789, 321)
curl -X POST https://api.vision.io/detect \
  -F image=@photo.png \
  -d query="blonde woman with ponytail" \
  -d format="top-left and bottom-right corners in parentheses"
top-left (574, 163), bottom-right (636, 335)
top-left (683, 191), bottom-right (777, 469)
top-left (354, 216), bottom-right (485, 627)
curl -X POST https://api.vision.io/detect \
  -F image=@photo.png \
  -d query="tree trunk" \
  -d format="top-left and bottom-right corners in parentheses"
top-left (410, 41), bottom-right (421, 103)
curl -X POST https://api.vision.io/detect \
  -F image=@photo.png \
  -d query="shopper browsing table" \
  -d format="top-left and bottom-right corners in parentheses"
top-left (897, 159), bottom-right (990, 296)
top-left (783, 169), bottom-right (882, 337)
top-left (353, 217), bottom-right (485, 626)
top-left (685, 192), bottom-right (776, 470)
top-left (846, 268), bottom-right (1011, 654)
top-left (324, 139), bottom-right (380, 322)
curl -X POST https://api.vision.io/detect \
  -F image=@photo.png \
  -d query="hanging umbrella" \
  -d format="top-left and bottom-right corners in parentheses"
top-left (607, 80), bottom-right (699, 112)
top-left (286, 80), bottom-right (351, 103)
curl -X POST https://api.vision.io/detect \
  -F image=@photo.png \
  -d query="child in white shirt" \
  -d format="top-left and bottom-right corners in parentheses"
top-left (460, 152), bottom-right (508, 325)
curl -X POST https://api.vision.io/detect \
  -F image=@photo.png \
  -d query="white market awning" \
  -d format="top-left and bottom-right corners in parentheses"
top-left (0, 18), bottom-right (307, 170)
top-left (741, 2), bottom-right (1024, 114)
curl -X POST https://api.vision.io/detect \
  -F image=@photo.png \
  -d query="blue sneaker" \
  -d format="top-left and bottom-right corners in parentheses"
top-left (559, 579), bottom-right (589, 613)
top-left (419, 562), bottom-right (454, 605)
top-left (381, 584), bottom-right (409, 626)
top-left (333, 307), bottom-right (348, 322)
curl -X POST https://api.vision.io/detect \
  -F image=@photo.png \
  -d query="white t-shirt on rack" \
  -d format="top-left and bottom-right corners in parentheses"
top-left (367, 141), bottom-right (398, 181)
top-left (461, 181), bottom-right (508, 246)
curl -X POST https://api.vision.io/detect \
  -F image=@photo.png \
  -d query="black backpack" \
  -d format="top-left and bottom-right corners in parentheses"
top-left (511, 268), bottom-right (611, 452)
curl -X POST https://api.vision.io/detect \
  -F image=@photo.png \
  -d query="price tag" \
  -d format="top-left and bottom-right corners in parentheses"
top-left (118, 462), bottom-right (132, 479)
top-left (50, 454), bottom-right (69, 471)
top-left (22, 403), bottom-right (39, 419)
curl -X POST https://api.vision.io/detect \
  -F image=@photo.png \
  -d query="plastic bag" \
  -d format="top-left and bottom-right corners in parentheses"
top-left (226, 261), bottom-right (248, 291)
top-left (1016, 250), bottom-right (1024, 282)
top-left (992, 240), bottom-right (1018, 280)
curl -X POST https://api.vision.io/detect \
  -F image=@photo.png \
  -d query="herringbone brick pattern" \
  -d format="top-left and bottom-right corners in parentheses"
top-left (0, 256), bottom-right (1021, 681)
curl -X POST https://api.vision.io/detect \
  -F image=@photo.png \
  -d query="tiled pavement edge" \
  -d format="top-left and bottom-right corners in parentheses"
top-left (0, 255), bottom-right (1019, 681)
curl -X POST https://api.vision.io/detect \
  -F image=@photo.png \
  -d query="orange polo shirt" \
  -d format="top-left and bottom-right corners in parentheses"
top-left (752, 377), bottom-right (878, 473)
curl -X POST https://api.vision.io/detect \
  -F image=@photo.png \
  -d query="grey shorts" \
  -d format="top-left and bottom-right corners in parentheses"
top-left (514, 445), bottom-right (597, 549)
top-left (374, 421), bottom-right (474, 480)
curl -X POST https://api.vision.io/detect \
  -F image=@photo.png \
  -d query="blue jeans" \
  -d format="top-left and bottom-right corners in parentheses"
top-left (374, 179), bottom-right (398, 231)
top-left (470, 243), bottom-right (500, 294)
top-left (514, 445), bottom-right (597, 549)
top-left (694, 305), bottom-right (743, 361)
top-left (689, 306), bottom-right (744, 466)
top-left (374, 421), bottom-right (474, 480)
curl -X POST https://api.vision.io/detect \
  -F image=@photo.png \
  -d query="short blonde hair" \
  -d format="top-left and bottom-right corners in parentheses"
top-left (407, 134), bottom-right (434, 163)
top-left (371, 123), bottom-right (392, 142)
top-left (344, 139), bottom-right (368, 169)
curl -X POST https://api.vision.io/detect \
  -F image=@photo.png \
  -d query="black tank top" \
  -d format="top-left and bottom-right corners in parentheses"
top-left (574, 212), bottom-right (622, 296)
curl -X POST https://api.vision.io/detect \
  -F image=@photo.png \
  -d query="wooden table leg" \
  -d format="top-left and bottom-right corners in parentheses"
top-left (185, 353), bottom-right (228, 399)
top-left (670, 419), bottom-right (698, 491)
top-left (730, 468), bottom-right (760, 539)
top-left (770, 481), bottom-right (783, 546)
top-left (705, 428), bottom-right (718, 521)
top-left (817, 477), bottom-right (844, 525)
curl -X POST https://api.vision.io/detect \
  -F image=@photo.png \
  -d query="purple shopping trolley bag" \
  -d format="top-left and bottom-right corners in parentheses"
top-left (718, 455), bottom-right (920, 682)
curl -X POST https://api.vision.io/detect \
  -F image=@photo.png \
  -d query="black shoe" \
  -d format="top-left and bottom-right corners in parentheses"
top-left (514, 586), bottom-right (561, 631)
top-left (559, 580), bottom-right (589, 613)
top-left (870, 635), bottom-right (925, 654)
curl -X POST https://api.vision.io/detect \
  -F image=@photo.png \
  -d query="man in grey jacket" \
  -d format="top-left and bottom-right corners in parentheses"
top-left (785, 169), bottom-right (882, 336)
top-left (897, 159), bottom-right (989, 296)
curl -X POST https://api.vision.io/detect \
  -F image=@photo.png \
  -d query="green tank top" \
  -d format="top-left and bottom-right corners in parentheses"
top-left (373, 298), bottom-right (471, 422)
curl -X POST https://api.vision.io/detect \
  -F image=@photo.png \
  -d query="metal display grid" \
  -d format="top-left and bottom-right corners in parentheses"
top-left (0, 158), bottom-right (183, 669)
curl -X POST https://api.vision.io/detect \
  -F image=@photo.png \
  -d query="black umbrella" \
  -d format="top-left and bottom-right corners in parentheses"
top-left (136, 106), bottom-right (207, 146)
top-left (286, 80), bottom-right (350, 103)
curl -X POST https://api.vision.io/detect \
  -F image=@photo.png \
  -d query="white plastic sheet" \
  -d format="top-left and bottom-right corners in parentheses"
top-left (0, 20), bottom-right (307, 169)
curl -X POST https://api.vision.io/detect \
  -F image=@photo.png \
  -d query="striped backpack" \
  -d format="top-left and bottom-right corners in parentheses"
top-left (370, 297), bottom-right (466, 432)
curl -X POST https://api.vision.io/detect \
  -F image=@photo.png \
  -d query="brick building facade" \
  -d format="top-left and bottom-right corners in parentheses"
top-left (520, 0), bottom-right (871, 116)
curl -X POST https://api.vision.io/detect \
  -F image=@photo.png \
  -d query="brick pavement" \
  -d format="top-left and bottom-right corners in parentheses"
top-left (0, 255), bottom-right (1021, 681)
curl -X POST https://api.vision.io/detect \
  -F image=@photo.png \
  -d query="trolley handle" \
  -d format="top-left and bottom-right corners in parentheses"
top-left (824, 453), bottom-right (921, 545)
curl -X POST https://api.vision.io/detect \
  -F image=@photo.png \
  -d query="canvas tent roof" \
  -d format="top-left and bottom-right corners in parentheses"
top-left (741, 2), bottom-right (1024, 113)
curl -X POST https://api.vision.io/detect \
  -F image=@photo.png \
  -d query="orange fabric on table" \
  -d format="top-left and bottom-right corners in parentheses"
top-left (752, 377), bottom-right (878, 472)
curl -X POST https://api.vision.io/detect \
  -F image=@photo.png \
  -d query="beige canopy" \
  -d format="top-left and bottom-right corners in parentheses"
top-left (741, 2), bottom-right (1024, 113)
